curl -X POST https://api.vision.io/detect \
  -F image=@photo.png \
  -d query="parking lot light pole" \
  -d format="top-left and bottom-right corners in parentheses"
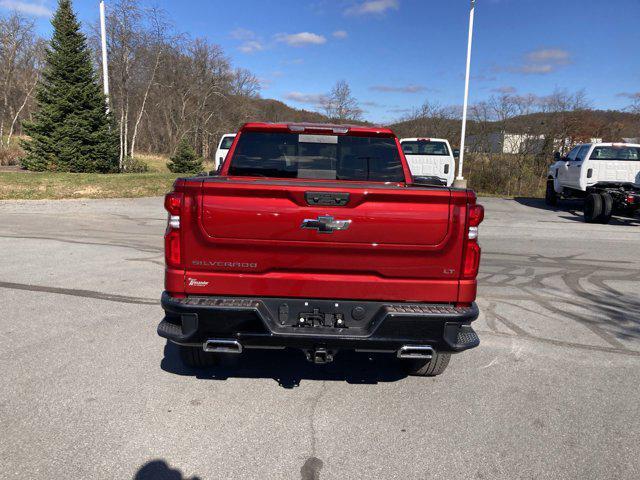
top-left (99, 1), bottom-right (110, 113)
top-left (454, 0), bottom-right (475, 189)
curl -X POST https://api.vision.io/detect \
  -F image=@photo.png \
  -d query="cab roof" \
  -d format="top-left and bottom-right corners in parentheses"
top-left (400, 137), bottom-right (450, 143)
top-left (240, 122), bottom-right (396, 137)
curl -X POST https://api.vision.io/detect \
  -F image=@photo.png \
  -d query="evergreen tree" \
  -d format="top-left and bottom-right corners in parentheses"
top-left (22, 0), bottom-right (118, 173)
top-left (167, 138), bottom-right (203, 174)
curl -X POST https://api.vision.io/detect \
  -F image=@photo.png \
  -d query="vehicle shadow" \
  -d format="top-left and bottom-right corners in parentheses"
top-left (514, 197), bottom-right (640, 225)
top-left (160, 341), bottom-right (409, 388)
top-left (134, 459), bottom-right (201, 480)
top-left (514, 196), bottom-right (583, 213)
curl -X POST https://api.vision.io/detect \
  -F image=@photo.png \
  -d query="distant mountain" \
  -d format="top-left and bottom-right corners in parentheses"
top-left (388, 109), bottom-right (640, 146)
top-left (240, 97), bottom-right (372, 126)
top-left (246, 97), bottom-right (332, 124)
top-left (239, 98), bottom-right (640, 146)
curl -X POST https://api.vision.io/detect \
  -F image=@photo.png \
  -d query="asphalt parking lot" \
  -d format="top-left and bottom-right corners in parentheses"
top-left (1, 196), bottom-right (639, 480)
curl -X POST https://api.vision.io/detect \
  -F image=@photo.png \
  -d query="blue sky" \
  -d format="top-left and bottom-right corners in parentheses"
top-left (3, 0), bottom-right (640, 123)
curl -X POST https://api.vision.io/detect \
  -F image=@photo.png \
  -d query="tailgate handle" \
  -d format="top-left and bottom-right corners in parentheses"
top-left (301, 215), bottom-right (352, 234)
top-left (305, 191), bottom-right (350, 206)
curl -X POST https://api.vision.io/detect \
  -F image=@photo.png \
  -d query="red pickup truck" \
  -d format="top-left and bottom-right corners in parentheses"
top-left (158, 122), bottom-right (484, 376)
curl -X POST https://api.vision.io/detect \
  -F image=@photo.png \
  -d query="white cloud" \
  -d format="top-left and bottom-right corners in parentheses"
top-left (230, 28), bottom-right (256, 40)
top-left (275, 32), bottom-right (327, 47)
top-left (238, 40), bottom-right (265, 54)
top-left (332, 30), bottom-right (348, 39)
top-left (617, 92), bottom-right (640, 100)
top-left (370, 84), bottom-right (427, 93)
top-left (284, 91), bottom-right (328, 106)
top-left (345, 0), bottom-right (399, 16)
top-left (526, 48), bottom-right (570, 63)
top-left (230, 28), bottom-right (266, 54)
top-left (491, 86), bottom-right (517, 94)
top-left (517, 64), bottom-right (555, 74)
top-left (0, 0), bottom-right (52, 16)
top-left (504, 48), bottom-right (571, 75)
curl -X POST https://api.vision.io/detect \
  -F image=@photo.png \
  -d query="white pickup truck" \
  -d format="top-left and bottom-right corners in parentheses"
top-left (546, 142), bottom-right (640, 223)
top-left (214, 133), bottom-right (237, 169)
top-left (400, 138), bottom-right (457, 186)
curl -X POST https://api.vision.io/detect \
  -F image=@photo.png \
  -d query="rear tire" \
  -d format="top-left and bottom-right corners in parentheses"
top-left (178, 345), bottom-right (219, 368)
top-left (600, 193), bottom-right (613, 224)
top-left (405, 351), bottom-right (451, 377)
top-left (584, 193), bottom-right (603, 223)
top-left (545, 179), bottom-right (558, 206)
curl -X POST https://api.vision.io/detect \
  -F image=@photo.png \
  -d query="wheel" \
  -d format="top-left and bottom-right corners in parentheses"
top-left (584, 193), bottom-right (603, 223)
top-left (600, 193), bottom-right (613, 224)
top-left (405, 351), bottom-right (451, 377)
top-left (545, 179), bottom-right (558, 206)
top-left (178, 345), bottom-right (219, 368)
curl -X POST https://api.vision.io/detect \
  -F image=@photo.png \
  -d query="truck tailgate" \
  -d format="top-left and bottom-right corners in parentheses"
top-left (179, 178), bottom-right (469, 302)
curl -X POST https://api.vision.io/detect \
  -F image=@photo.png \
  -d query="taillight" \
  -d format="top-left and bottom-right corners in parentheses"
top-left (468, 204), bottom-right (484, 228)
top-left (165, 192), bottom-right (182, 215)
top-left (165, 229), bottom-right (181, 267)
top-left (164, 192), bottom-right (183, 268)
top-left (462, 203), bottom-right (484, 279)
top-left (463, 241), bottom-right (481, 278)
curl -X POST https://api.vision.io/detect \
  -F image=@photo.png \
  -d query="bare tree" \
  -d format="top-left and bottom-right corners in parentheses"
top-left (400, 100), bottom-right (459, 140)
top-left (0, 12), bottom-right (41, 148)
top-left (129, 6), bottom-right (169, 159)
top-left (625, 93), bottom-right (640, 115)
top-left (322, 80), bottom-right (362, 121)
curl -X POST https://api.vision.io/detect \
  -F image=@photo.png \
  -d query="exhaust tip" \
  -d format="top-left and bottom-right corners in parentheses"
top-left (397, 345), bottom-right (434, 359)
top-left (203, 339), bottom-right (242, 354)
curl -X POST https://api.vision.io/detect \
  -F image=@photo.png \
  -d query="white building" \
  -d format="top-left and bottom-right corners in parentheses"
top-left (465, 132), bottom-right (546, 154)
top-left (467, 133), bottom-right (605, 155)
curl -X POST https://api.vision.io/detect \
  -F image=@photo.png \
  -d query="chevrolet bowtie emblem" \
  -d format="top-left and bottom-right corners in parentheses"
top-left (301, 215), bottom-right (352, 234)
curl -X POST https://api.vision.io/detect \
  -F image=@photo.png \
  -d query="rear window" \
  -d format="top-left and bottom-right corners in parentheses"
top-left (401, 141), bottom-right (450, 156)
top-left (220, 136), bottom-right (235, 149)
top-left (228, 132), bottom-right (405, 182)
top-left (589, 146), bottom-right (640, 161)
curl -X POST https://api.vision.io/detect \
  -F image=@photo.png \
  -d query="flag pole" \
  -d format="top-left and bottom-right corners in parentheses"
top-left (454, 0), bottom-right (475, 189)
top-left (99, 1), bottom-right (110, 113)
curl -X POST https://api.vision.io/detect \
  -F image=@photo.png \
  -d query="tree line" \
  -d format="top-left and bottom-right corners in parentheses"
top-left (1, 0), bottom-right (638, 178)
top-left (0, 0), bottom-right (364, 172)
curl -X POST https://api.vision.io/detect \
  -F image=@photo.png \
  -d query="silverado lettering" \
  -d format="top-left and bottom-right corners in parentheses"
top-left (191, 260), bottom-right (258, 269)
top-left (158, 122), bottom-right (484, 376)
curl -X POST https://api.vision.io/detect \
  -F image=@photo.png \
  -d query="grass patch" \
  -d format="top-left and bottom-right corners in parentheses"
top-left (134, 152), bottom-right (215, 174)
top-left (134, 153), bottom-right (169, 173)
top-left (0, 172), bottom-right (181, 200)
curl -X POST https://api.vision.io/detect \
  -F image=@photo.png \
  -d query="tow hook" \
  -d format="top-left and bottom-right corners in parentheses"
top-left (304, 348), bottom-right (335, 364)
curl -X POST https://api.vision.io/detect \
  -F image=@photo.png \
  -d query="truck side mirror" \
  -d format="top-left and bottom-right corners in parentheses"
top-left (453, 149), bottom-right (460, 158)
top-left (554, 151), bottom-right (561, 161)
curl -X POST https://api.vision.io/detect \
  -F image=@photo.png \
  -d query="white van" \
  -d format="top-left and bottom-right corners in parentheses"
top-left (214, 133), bottom-right (237, 169)
top-left (400, 138), bottom-right (456, 186)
